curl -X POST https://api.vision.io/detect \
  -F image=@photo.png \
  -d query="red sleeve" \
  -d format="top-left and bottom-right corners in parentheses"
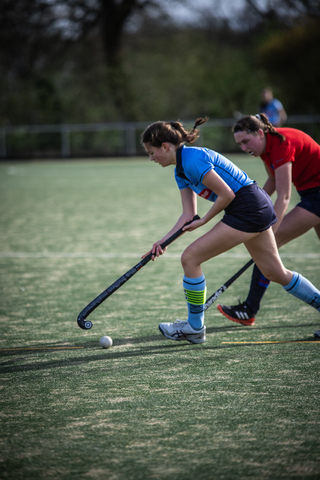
top-left (269, 140), bottom-right (295, 169)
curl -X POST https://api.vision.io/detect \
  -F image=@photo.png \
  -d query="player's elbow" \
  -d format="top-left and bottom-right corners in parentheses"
top-left (225, 190), bottom-right (236, 205)
top-left (277, 193), bottom-right (290, 206)
top-left (283, 194), bottom-right (291, 206)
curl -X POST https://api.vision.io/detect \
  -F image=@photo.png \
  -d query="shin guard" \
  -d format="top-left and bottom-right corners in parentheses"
top-left (183, 275), bottom-right (207, 330)
top-left (283, 272), bottom-right (320, 311)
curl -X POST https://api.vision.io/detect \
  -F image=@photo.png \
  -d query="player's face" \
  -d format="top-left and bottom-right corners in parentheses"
top-left (143, 143), bottom-right (174, 167)
top-left (234, 130), bottom-right (266, 157)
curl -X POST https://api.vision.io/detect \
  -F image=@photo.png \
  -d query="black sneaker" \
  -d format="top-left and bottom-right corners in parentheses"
top-left (217, 302), bottom-right (256, 326)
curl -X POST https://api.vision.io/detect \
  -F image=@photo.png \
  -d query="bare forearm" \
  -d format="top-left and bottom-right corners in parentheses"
top-left (202, 195), bottom-right (234, 225)
top-left (263, 178), bottom-right (275, 197)
top-left (156, 214), bottom-right (194, 244)
top-left (272, 197), bottom-right (290, 232)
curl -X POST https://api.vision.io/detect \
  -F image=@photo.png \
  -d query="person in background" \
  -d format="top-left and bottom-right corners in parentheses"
top-left (217, 113), bottom-right (320, 338)
top-left (259, 87), bottom-right (287, 127)
top-left (141, 117), bottom-right (320, 344)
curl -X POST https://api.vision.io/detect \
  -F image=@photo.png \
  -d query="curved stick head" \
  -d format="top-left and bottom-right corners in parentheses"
top-left (77, 315), bottom-right (93, 330)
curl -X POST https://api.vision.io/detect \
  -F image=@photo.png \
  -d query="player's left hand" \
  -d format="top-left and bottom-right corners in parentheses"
top-left (182, 217), bottom-right (204, 232)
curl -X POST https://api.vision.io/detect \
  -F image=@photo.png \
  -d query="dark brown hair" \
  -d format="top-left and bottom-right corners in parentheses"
top-left (141, 117), bottom-right (209, 147)
top-left (232, 113), bottom-right (285, 143)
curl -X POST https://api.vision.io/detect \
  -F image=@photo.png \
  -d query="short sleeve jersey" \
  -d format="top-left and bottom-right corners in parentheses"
top-left (260, 99), bottom-right (284, 126)
top-left (174, 145), bottom-right (254, 202)
top-left (261, 128), bottom-right (320, 191)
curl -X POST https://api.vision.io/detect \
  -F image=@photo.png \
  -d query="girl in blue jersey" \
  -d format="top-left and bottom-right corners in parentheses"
top-left (141, 117), bottom-right (320, 344)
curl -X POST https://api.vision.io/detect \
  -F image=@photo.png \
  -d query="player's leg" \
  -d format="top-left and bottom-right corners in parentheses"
top-left (181, 221), bottom-right (255, 278)
top-left (159, 222), bottom-right (257, 342)
top-left (275, 206), bottom-right (320, 248)
top-left (313, 225), bottom-right (320, 338)
top-left (244, 206), bottom-right (320, 312)
top-left (218, 207), bottom-right (320, 325)
top-left (314, 225), bottom-right (320, 335)
top-left (243, 207), bottom-right (319, 313)
top-left (217, 263), bottom-right (266, 326)
top-left (246, 228), bottom-right (320, 312)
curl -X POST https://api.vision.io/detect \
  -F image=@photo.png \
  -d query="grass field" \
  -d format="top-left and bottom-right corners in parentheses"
top-left (0, 155), bottom-right (319, 480)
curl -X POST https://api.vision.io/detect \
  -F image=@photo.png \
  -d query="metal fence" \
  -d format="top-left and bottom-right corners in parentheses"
top-left (1, 115), bottom-right (320, 159)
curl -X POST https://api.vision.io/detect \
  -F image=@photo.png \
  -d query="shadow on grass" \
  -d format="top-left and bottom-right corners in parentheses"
top-left (115, 321), bottom-right (320, 345)
top-left (0, 321), bottom-right (319, 374)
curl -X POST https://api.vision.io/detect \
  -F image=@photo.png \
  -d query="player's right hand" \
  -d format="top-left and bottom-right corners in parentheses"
top-left (141, 243), bottom-right (167, 261)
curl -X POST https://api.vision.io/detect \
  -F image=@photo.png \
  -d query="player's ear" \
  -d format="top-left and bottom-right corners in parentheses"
top-left (161, 142), bottom-right (170, 151)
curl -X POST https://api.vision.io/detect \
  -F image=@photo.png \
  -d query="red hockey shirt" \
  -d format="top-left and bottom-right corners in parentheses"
top-left (261, 128), bottom-right (320, 191)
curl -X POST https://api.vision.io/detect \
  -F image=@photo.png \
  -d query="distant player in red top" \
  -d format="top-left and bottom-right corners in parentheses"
top-left (217, 113), bottom-right (320, 338)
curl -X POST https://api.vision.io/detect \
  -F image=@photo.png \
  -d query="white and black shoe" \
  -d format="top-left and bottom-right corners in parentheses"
top-left (159, 320), bottom-right (206, 344)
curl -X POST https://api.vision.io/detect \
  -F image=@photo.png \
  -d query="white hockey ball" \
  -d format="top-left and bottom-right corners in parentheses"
top-left (99, 336), bottom-right (113, 349)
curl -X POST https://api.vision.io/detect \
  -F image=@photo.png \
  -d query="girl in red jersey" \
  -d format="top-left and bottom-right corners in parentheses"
top-left (217, 114), bottom-right (320, 338)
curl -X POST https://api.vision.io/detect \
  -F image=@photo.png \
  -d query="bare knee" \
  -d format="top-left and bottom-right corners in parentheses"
top-left (181, 248), bottom-right (194, 270)
top-left (181, 247), bottom-right (203, 278)
top-left (258, 265), bottom-right (292, 286)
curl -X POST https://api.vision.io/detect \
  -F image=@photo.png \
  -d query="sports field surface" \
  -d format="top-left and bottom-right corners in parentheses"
top-left (1, 155), bottom-right (319, 480)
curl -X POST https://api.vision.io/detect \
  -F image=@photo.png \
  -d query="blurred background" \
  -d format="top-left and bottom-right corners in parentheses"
top-left (1, 0), bottom-right (320, 158)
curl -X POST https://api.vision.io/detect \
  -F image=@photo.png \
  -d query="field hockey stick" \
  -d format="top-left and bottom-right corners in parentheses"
top-left (204, 259), bottom-right (254, 311)
top-left (77, 215), bottom-right (200, 330)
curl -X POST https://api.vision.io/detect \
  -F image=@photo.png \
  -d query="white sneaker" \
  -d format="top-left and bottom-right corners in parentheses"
top-left (159, 320), bottom-right (206, 344)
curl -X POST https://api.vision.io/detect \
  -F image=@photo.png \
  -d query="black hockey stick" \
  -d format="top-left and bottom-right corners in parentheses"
top-left (204, 259), bottom-right (254, 311)
top-left (77, 215), bottom-right (200, 330)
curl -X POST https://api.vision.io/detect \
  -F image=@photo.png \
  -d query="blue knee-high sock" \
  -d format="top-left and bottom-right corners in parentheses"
top-left (283, 272), bottom-right (320, 311)
top-left (183, 274), bottom-right (206, 330)
top-left (246, 264), bottom-right (271, 313)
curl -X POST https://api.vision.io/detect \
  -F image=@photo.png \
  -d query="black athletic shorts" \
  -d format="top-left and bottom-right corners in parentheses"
top-left (297, 187), bottom-right (320, 218)
top-left (221, 182), bottom-right (277, 233)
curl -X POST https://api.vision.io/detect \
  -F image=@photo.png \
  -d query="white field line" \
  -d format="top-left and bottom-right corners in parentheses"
top-left (0, 252), bottom-right (319, 259)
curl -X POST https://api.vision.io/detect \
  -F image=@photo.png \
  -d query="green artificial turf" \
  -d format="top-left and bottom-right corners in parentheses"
top-left (0, 157), bottom-right (319, 480)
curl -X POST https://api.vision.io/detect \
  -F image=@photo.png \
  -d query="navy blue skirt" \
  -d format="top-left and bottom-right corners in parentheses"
top-left (221, 182), bottom-right (277, 233)
top-left (297, 187), bottom-right (320, 218)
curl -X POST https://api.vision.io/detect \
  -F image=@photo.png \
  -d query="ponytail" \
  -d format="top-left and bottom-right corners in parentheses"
top-left (193, 117), bottom-right (209, 130)
top-left (233, 113), bottom-right (285, 142)
top-left (141, 117), bottom-right (209, 147)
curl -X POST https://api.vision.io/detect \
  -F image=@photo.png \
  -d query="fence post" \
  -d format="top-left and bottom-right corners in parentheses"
top-left (61, 126), bottom-right (70, 157)
top-left (125, 124), bottom-right (137, 156)
top-left (0, 129), bottom-right (6, 158)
